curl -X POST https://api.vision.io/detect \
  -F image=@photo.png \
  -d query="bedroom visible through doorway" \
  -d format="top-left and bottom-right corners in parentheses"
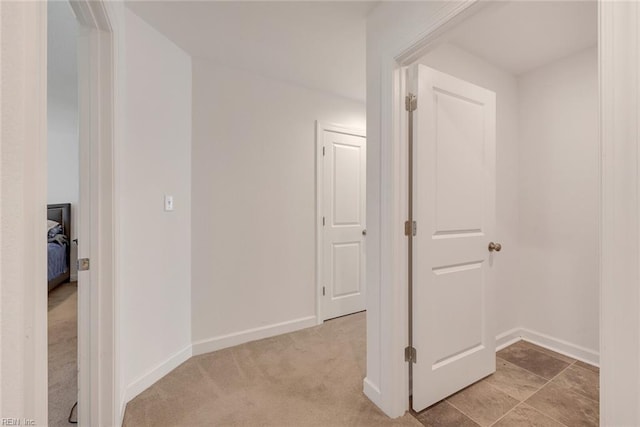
top-left (47, 2), bottom-right (80, 425)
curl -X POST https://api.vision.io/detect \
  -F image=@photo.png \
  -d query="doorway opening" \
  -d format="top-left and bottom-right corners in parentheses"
top-left (47, 2), bottom-right (80, 425)
top-left (403, 1), bottom-right (599, 422)
top-left (43, 0), bottom-right (116, 425)
top-left (316, 122), bottom-right (367, 323)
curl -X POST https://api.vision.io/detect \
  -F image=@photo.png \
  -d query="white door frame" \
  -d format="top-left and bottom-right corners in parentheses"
top-left (366, 1), bottom-right (640, 425)
top-left (1, 0), bottom-right (119, 424)
top-left (69, 1), bottom-right (118, 425)
top-left (315, 121), bottom-right (366, 324)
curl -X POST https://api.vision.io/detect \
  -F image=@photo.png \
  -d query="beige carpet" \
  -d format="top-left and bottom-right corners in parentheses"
top-left (124, 312), bottom-right (421, 427)
top-left (48, 282), bottom-right (78, 427)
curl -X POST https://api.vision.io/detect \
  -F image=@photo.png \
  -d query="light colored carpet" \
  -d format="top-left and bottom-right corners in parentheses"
top-left (48, 281), bottom-right (78, 427)
top-left (123, 312), bottom-right (421, 427)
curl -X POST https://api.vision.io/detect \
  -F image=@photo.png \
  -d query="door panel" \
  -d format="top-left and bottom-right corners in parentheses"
top-left (411, 64), bottom-right (497, 412)
top-left (332, 242), bottom-right (361, 297)
top-left (333, 144), bottom-right (362, 225)
top-left (322, 130), bottom-right (366, 321)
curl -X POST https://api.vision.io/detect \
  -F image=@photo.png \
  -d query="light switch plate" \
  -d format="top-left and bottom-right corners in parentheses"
top-left (164, 195), bottom-right (174, 211)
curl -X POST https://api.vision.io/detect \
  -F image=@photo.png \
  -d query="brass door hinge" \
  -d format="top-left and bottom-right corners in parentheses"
top-left (405, 94), bottom-right (417, 112)
top-left (405, 346), bottom-right (417, 363)
top-left (404, 220), bottom-right (417, 236)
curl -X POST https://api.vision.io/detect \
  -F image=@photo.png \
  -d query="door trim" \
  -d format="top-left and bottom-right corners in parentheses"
top-left (69, 1), bottom-right (118, 424)
top-left (315, 121), bottom-right (366, 324)
top-left (364, 2), bottom-right (487, 417)
top-left (43, 1), bottom-right (117, 425)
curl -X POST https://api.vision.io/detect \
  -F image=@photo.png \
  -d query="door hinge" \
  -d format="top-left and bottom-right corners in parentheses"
top-left (322, 146), bottom-right (325, 156)
top-left (77, 258), bottom-right (90, 271)
top-left (405, 346), bottom-right (417, 363)
top-left (404, 220), bottom-right (417, 236)
top-left (405, 94), bottom-right (417, 112)
top-left (323, 286), bottom-right (326, 296)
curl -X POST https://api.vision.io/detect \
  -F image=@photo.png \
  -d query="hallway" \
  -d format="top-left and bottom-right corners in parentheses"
top-left (123, 312), bottom-right (420, 426)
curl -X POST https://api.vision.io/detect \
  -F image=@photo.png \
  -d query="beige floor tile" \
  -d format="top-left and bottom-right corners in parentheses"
top-left (574, 360), bottom-right (599, 374)
top-left (484, 358), bottom-right (548, 401)
top-left (414, 400), bottom-right (480, 427)
top-left (551, 364), bottom-right (599, 403)
top-left (446, 381), bottom-right (519, 427)
top-left (519, 341), bottom-right (576, 364)
top-left (493, 403), bottom-right (566, 427)
top-left (497, 342), bottom-right (571, 379)
top-left (526, 382), bottom-right (599, 427)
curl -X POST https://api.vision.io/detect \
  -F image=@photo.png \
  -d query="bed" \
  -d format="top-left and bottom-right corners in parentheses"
top-left (48, 203), bottom-right (71, 291)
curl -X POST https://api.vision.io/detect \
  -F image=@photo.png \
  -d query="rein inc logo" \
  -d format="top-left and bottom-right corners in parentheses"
top-left (1, 419), bottom-right (35, 426)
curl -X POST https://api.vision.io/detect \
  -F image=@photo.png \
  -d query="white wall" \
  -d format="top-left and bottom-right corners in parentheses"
top-left (1, 1), bottom-right (48, 422)
top-left (191, 60), bottom-right (365, 352)
top-left (417, 43), bottom-right (521, 341)
top-left (119, 8), bottom-right (192, 406)
top-left (48, 1), bottom-right (79, 278)
top-left (518, 47), bottom-right (599, 355)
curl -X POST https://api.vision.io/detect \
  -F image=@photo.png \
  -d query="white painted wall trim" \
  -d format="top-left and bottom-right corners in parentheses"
top-left (123, 345), bottom-right (193, 405)
top-left (495, 328), bottom-right (521, 352)
top-left (192, 316), bottom-right (317, 356)
top-left (495, 328), bottom-right (599, 367)
top-left (498, 330), bottom-right (600, 366)
top-left (366, 1), bottom-right (482, 418)
top-left (599, 1), bottom-right (640, 425)
top-left (315, 121), bottom-right (366, 325)
top-left (69, 1), bottom-right (119, 425)
top-left (520, 329), bottom-right (599, 367)
top-left (363, 377), bottom-right (383, 409)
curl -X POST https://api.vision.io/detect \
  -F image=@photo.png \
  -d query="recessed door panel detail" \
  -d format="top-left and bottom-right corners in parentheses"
top-left (430, 263), bottom-right (484, 367)
top-left (434, 90), bottom-right (485, 235)
top-left (333, 143), bottom-right (362, 226)
top-left (332, 242), bottom-right (361, 298)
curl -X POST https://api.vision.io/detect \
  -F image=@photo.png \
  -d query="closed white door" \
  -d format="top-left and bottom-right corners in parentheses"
top-left (410, 64), bottom-right (498, 412)
top-left (320, 128), bottom-right (366, 321)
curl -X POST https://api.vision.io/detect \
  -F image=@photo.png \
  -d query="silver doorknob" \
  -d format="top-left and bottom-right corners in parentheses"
top-left (362, 229), bottom-right (367, 236)
top-left (488, 242), bottom-right (502, 252)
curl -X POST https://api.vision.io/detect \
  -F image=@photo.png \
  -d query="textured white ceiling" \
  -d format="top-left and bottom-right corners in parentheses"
top-left (446, 1), bottom-right (597, 75)
top-left (126, 1), bottom-right (377, 102)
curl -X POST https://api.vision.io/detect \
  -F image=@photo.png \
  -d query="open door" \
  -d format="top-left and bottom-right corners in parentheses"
top-left (409, 64), bottom-right (498, 412)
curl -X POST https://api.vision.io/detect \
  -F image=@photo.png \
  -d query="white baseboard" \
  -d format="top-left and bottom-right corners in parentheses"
top-left (363, 377), bottom-right (381, 401)
top-left (520, 328), bottom-right (599, 367)
top-left (363, 377), bottom-right (383, 408)
top-left (496, 328), bottom-right (522, 351)
top-left (123, 344), bottom-right (192, 404)
top-left (495, 327), bottom-right (599, 367)
top-left (191, 315), bottom-right (317, 356)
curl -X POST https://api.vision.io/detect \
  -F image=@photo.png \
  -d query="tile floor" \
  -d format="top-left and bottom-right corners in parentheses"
top-left (412, 341), bottom-right (599, 427)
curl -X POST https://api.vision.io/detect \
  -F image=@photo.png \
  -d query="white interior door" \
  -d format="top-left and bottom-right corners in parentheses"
top-left (410, 64), bottom-right (497, 412)
top-left (320, 127), bottom-right (366, 321)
